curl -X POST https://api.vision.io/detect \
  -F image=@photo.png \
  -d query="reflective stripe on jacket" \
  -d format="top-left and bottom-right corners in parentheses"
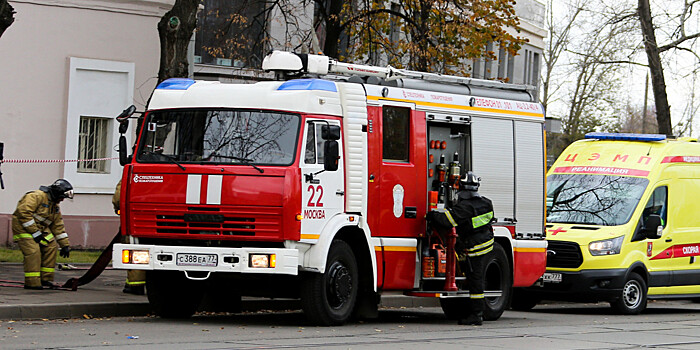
top-left (11, 190), bottom-right (70, 247)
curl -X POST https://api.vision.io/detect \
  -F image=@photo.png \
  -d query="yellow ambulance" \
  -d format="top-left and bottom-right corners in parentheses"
top-left (515, 132), bottom-right (700, 314)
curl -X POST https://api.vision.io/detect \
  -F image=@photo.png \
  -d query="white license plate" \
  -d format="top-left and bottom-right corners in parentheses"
top-left (542, 272), bottom-right (562, 283)
top-left (176, 253), bottom-right (218, 267)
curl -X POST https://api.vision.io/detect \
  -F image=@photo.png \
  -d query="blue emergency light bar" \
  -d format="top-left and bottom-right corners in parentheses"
top-left (156, 78), bottom-right (196, 90)
top-left (277, 79), bottom-right (337, 92)
top-left (584, 132), bottom-right (666, 142)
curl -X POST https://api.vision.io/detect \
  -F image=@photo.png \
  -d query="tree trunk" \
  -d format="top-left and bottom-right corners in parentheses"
top-left (638, 0), bottom-right (672, 136)
top-left (322, 0), bottom-right (343, 59)
top-left (157, 0), bottom-right (199, 84)
top-left (0, 0), bottom-right (15, 38)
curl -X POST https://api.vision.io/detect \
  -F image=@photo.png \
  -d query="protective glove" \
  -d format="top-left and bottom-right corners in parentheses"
top-left (59, 246), bottom-right (71, 258)
top-left (32, 232), bottom-right (43, 243)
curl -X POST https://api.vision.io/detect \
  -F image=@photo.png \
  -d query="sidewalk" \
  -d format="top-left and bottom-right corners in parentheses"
top-left (0, 262), bottom-right (438, 320)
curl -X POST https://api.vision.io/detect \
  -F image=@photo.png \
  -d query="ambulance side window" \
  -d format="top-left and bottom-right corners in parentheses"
top-left (643, 186), bottom-right (667, 229)
top-left (382, 106), bottom-right (410, 162)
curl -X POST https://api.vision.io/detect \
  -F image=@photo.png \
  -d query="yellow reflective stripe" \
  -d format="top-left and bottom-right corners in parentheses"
top-left (468, 245), bottom-right (494, 257)
top-left (126, 280), bottom-right (146, 285)
top-left (22, 219), bottom-right (36, 227)
top-left (470, 293), bottom-right (485, 299)
top-left (445, 210), bottom-right (458, 227)
top-left (14, 234), bottom-right (33, 240)
top-left (41, 267), bottom-right (54, 272)
top-left (55, 233), bottom-right (68, 240)
top-left (25, 272), bottom-right (40, 277)
top-left (469, 238), bottom-right (494, 251)
top-left (44, 233), bottom-right (55, 241)
top-left (471, 211), bottom-right (494, 228)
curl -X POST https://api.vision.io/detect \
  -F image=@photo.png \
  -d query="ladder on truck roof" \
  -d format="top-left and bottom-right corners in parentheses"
top-left (261, 50), bottom-right (537, 102)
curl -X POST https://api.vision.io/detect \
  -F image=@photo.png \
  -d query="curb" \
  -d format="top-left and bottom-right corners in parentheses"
top-left (0, 296), bottom-right (440, 320)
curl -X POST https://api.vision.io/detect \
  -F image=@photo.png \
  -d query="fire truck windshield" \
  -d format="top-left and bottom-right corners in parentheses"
top-left (546, 174), bottom-right (649, 226)
top-left (136, 109), bottom-right (300, 166)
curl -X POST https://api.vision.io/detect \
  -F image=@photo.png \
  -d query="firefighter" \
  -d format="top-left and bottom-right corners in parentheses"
top-left (12, 179), bottom-right (73, 289)
top-left (426, 172), bottom-right (494, 325)
top-left (113, 180), bottom-right (146, 295)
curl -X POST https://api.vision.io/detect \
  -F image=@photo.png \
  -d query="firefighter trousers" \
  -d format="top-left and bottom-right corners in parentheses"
top-left (126, 269), bottom-right (146, 286)
top-left (17, 238), bottom-right (58, 288)
top-left (459, 250), bottom-right (492, 314)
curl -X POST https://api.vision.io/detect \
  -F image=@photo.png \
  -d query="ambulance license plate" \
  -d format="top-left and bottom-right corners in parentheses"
top-left (542, 272), bottom-right (562, 283)
top-left (176, 253), bottom-right (218, 267)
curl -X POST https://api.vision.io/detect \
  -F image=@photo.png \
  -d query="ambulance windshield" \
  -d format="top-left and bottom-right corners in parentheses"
top-left (137, 109), bottom-right (300, 166)
top-left (546, 174), bottom-right (649, 226)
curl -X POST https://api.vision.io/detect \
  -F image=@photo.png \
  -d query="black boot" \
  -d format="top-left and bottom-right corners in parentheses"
top-left (24, 285), bottom-right (43, 290)
top-left (41, 281), bottom-right (58, 289)
top-left (123, 284), bottom-right (145, 295)
top-left (458, 312), bottom-right (483, 326)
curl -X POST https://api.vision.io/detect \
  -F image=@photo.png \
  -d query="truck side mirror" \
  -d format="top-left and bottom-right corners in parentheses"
top-left (323, 140), bottom-right (339, 171)
top-left (119, 134), bottom-right (131, 166)
top-left (643, 214), bottom-right (663, 239)
top-left (322, 125), bottom-right (341, 140)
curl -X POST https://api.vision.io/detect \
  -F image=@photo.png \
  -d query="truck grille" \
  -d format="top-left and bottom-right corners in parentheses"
top-left (130, 204), bottom-right (283, 240)
top-left (546, 241), bottom-right (583, 268)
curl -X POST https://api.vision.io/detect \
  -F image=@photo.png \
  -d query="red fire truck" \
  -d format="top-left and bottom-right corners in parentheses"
top-left (112, 51), bottom-right (547, 325)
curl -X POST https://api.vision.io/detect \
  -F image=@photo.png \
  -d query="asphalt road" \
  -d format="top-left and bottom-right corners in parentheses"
top-left (4, 300), bottom-right (700, 350)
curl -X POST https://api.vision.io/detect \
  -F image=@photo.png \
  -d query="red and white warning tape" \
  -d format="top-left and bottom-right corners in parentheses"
top-left (0, 157), bottom-right (118, 164)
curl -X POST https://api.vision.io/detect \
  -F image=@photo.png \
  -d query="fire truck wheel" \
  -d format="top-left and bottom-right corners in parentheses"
top-left (301, 240), bottom-right (358, 326)
top-left (483, 243), bottom-right (512, 321)
top-left (146, 270), bottom-right (204, 318)
top-left (510, 289), bottom-right (540, 311)
top-left (610, 272), bottom-right (647, 315)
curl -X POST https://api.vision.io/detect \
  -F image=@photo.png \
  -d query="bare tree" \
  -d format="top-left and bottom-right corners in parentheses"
top-left (0, 0), bottom-right (15, 38)
top-left (638, 0), bottom-right (700, 136)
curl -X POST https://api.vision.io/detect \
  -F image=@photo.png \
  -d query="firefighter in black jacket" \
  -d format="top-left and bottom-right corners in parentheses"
top-left (426, 172), bottom-right (494, 325)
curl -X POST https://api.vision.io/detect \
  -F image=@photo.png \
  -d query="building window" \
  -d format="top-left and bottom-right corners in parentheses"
top-left (195, 0), bottom-right (267, 68)
top-left (77, 116), bottom-right (110, 173)
top-left (382, 106), bottom-right (410, 162)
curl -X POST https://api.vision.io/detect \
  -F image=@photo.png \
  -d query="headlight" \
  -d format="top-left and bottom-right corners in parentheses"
top-left (121, 250), bottom-right (150, 264)
top-left (588, 236), bottom-right (625, 256)
top-left (250, 254), bottom-right (276, 268)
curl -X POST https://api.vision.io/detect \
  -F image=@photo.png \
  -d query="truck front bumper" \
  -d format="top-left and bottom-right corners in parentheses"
top-left (112, 244), bottom-right (299, 275)
top-left (528, 268), bottom-right (628, 302)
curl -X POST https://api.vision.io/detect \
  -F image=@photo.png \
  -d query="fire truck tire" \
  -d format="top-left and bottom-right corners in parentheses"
top-left (146, 271), bottom-right (204, 318)
top-left (610, 272), bottom-right (647, 315)
top-left (483, 243), bottom-right (512, 321)
top-left (510, 288), bottom-right (540, 311)
top-left (301, 240), bottom-right (358, 326)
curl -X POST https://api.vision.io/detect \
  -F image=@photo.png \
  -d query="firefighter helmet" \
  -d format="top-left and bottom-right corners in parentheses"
top-left (460, 171), bottom-right (480, 191)
top-left (49, 179), bottom-right (74, 201)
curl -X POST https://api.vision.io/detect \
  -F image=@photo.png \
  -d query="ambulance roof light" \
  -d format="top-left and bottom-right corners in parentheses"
top-left (584, 132), bottom-right (666, 142)
top-left (156, 78), bottom-right (196, 90)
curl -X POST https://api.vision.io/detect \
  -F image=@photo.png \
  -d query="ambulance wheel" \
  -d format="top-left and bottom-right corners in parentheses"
top-left (610, 272), bottom-right (647, 315)
top-left (301, 240), bottom-right (358, 326)
top-left (483, 243), bottom-right (512, 321)
top-left (147, 271), bottom-right (204, 318)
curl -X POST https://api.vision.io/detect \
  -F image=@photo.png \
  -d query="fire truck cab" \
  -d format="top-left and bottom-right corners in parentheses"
top-left (113, 51), bottom-right (547, 325)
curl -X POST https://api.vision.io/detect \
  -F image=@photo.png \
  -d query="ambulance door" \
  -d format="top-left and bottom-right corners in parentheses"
top-left (367, 104), bottom-right (427, 237)
top-left (643, 184), bottom-right (673, 294)
top-left (665, 178), bottom-right (700, 294)
top-left (299, 118), bottom-right (344, 240)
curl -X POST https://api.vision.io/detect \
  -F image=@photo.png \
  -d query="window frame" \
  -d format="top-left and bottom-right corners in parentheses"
top-left (381, 105), bottom-right (411, 163)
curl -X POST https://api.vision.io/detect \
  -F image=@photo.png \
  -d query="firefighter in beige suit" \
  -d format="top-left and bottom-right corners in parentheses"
top-left (12, 179), bottom-right (73, 289)
top-left (113, 180), bottom-right (146, 295)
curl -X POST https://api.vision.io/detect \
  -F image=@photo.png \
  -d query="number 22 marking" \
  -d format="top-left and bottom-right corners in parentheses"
top-left (307, 185), bottom-right (324, 207)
